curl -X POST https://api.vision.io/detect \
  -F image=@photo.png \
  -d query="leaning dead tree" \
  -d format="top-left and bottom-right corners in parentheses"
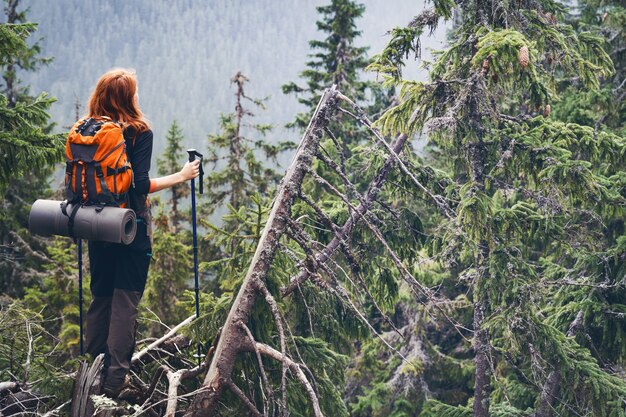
top-left (65, 86), bottom-right (450, 416)
top-left (186, 87), bottom-right (341, 416)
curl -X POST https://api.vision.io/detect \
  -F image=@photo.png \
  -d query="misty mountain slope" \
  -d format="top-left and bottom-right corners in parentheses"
top-left (22, 0), bottom-right (444, 160)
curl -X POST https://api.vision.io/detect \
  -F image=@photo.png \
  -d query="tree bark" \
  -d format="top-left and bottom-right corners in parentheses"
top-left (534, 369), bottom-right (561, 417)
top-left (467, 72), bottom-right (492, 417)
top-left (185, 87), bottom-right (338, 416)
top-left (473, 289), bottom-right (491, 417)
top-left (70, 355), bottom-right (104, 417)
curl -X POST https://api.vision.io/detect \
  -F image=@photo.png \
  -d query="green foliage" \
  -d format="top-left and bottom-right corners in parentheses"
top-left (283, 0), bottom-right (389, 134)
top-left (0, 171), bottom-right (58, 297)
top-left (22, 237), bottom-right (84, 355)
top-left (142, 210), bottom-right (192, 336)
top-left (419, 400), bottom-right (472, 417)
top-left (156, 120), bottom-right (190, 231)
top-left (292, 336), bottom-right (350, 416)
top-left (490, 375), bottom-right (537, 411)
top-left (420, 399), bottom-right (534, 417)
top-left (541, 236), bottom-right (626, 365)
top-left (184, 290), bottom-right (233, 358)
top-left (369, 0), bottom-right (626, 415)
top-left (456, 183), bottom-right (492, 242)
top-left (348, 335), bottom-right (423, 417)
top-left (0, 3), bottom-right (63, 299)
top-left (0, 301), bottom-right (74, 401)
top-left (0, 92), bottom-right (63, 187)
top-left (0, 17), bottom-right (62, 188)
top-left (471, 29), bottom-right (551, 106)
top-left (368, 7), bottom-right (443, 80)
top-left (554, 0), bottom-right (625, 136)
top-left (200, 194), bottom-right (268, 294)
top-left (0, 22), bottom-right (35, 65)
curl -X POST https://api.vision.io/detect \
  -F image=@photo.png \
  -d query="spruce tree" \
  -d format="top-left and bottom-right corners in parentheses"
top-left (0, 0), bottom-right (64, 297)
top-left (282, 0), bottom-right (368, 111)
top-left (205, 72), bottom-right (290, 212)
top-left (537, 1), bottom-right (626, 406)
top-left (0, 0), bottom-right (60, 183)
top-left (1, 0), bottom-right (50, 107)
top-left (368, 0), bottom-right (626, 416)
top-left (202, 72), bottom-right (294, 290)
top-left (0, 1), bottom-right (74, 406)
top-left (156, 120), bottom-right (190, 232)
top-left (282, 0), bottom-right (390, 139)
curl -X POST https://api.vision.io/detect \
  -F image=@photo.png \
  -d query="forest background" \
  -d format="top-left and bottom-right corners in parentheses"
top-left (24, 0), bottom-right (443, 161)
top-left (0, 0), bottom-right (624, 416)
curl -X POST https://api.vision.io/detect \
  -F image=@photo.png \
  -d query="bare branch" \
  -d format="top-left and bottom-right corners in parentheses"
top-left (140, 366), bottom-right (166, 412)
top-left (239, 321), bottom-right (275, 416)
top-left (164, 368), bottom-right (186, 417)
top-left (8, 231), bottom-right (53, 264)
top-left (41, 400), bottom-right (71, 417)
top-left (336, 93), bottom-right (456, 219)
top-left (254, 279), bottom-right (288, 417)
top-left (225, 379), bottom-right (264, 417)
top-left (162, 361), bottom-right (209, 417)
top-left (282, 133), bottom-right (410, 296)
top-left (132, 315), bottom-right (196, 364)
top-left (255, 343), bottom-right (324, 417)
top-left (22, 321), bottom-right (33, 386)
top-left (8, 231), bottom-right (70, 279)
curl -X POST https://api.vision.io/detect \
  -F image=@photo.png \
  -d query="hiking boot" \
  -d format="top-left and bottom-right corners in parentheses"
top-left (102, 384), bottom-right (123, 399)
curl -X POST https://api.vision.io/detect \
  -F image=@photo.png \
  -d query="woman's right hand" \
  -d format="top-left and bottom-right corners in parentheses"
top-left (180, 159), bottom-right (200, 182)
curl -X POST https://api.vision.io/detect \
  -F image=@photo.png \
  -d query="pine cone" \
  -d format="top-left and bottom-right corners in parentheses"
top-left (482, 58), bottom-right (490, 75)
top-left (544, 12), bottom-right (557, 25)
top-left (518, 45), bottom-right (530, 68)
top-left (543, 104), bottom-right (551, 117)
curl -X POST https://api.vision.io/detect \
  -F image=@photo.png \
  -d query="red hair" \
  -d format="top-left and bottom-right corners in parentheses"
top-left (87, 68), bottom-right (149, 132)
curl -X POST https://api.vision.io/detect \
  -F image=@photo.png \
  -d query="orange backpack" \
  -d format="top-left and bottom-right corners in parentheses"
top-left (65, 117), bottom-right (133, 208)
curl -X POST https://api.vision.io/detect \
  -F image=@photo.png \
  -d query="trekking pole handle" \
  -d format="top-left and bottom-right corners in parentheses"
top-left (187, 149), bottom-right (204, 195)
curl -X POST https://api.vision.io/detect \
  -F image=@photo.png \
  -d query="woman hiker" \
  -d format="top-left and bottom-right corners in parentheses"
top-left (83, 68), bottom-right (200, 398)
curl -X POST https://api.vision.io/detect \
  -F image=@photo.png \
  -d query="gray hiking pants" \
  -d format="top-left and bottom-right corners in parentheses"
top-left (86, 219), bottom-right (151, 391)
top-left (86, 289), bottom-right (141, 390)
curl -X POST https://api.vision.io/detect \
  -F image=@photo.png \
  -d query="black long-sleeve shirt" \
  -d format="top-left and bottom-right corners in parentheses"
top-left (124, 128), bottom-right (153, 215)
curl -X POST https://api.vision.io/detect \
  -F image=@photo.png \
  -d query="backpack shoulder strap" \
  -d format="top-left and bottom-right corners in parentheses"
top-left (123, 127), bottom-right (138, 153)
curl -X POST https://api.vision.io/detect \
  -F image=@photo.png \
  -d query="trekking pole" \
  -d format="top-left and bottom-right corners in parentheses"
top-left (78, 238), bottom-right (84, 356)
top-left (187, 149), bottom-right (204, 366)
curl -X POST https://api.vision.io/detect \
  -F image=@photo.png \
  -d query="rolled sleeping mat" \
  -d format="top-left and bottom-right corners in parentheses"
top-left (29, 199), bottom-right (137, 245)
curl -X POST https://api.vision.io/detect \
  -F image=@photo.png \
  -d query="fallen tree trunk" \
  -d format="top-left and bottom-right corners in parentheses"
top-left (185, 87), bottom-right (339, 416)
